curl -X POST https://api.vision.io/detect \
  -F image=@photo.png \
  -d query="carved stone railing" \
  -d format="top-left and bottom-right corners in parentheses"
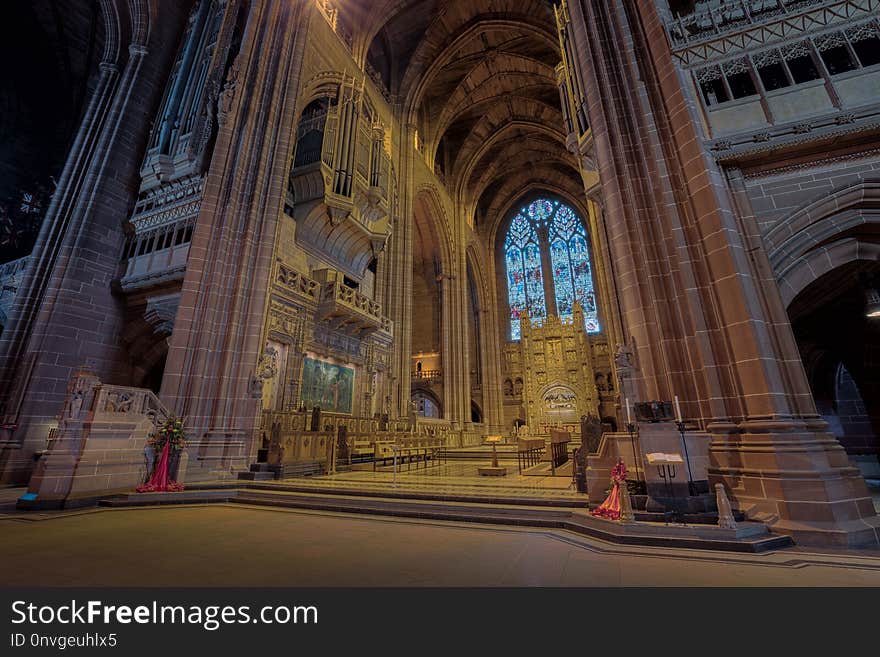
top-left (21, 372), bottom-right (173, 507)
top-left (667, 0), bottom-right (880, 70)
top-left (317, 279), bottom-right (392, 336)
top-left (272, 263), bottom-right (392, 337)
top-left (412, 369), bottom-right (442, 381)
top-left (91, 385), bottom-right (168, 424)
top-left (667, 0), bottom-right (832, 46)
top-left (275, 262), bottom-right (321, 303)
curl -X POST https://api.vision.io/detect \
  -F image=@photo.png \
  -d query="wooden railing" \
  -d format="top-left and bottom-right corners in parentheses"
top-left (547, 429), bottom-right (572, 475)
top-left (517, 438), bottom-right (544, 474)
top-left (260, 410), bottom-right (449, 477)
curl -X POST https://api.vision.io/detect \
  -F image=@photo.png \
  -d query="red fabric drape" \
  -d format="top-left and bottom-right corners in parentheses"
top-left (591, 459), bottom-right (626, 520)
top-left (136, 441), bottom-right (184, 493)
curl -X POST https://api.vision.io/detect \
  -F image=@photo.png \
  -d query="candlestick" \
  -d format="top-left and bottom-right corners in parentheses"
top-left (625, 397), bottom-right (632, 424)
top-left (673, 395), bottom-right (682, 423)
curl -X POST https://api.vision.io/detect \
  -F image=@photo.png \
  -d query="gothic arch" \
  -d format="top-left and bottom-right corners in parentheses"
top-left (779, 240), bottom-right (880, 307)
top-left (465, 241), bottom-right (490, 310)
top-left (767, 178), bottom-right (880, 269)
top-left (413, 184), bottom-right (455, 272)
top-left (401, 11), bottom-right (559, 121)
top-left (767, 179), bottom-right (880, 305)
top-left (488, 186), bottom-right (594, 251)
top-left (297, 71), bottom-right (345, 109)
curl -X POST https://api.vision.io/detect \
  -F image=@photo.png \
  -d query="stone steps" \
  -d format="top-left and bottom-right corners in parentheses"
top-left (98, 485), bottom-right (792, 553)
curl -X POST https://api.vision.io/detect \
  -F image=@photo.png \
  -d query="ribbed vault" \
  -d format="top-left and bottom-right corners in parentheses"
top-left (345, 0), bottom-right (583, 235)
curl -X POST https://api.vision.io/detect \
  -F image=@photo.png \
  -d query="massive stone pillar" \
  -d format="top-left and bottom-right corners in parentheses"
top-left (440, 257), bottom-right (470, 430)
top-left (159, 0), bottom-right (308, 481)
top-left (468, 246), bottom-right (505, 434)
top-left (386, 125), bottom-right (417, 419)
top-left (0, 0), bottom-right (189, 486)
top-left (564, 0), bottom-right (879, 545)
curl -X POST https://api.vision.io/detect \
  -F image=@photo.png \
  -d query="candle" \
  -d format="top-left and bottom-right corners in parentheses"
top-left (674, 395), bottom-right (682, 423)
top-left (625, 397), bottom-right (632, 424)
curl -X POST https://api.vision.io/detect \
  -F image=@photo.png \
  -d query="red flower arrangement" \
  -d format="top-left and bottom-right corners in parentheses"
top-left (147, 416), bottom-right (187, 451)
top-left (137, 415), bottom-right (186, 493)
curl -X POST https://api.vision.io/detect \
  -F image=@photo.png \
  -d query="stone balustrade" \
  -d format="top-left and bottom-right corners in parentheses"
top-left (667, 0), bottom-right (833, 45)
top-left (317, 279), bottom-right (391, 335)
top-left (276, 263), bottom-right (321, 302)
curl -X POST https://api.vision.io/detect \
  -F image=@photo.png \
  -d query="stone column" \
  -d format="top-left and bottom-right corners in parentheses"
top-left (564, 0), bottom-right (879, 545)
top-left (440, 271), bottom-right (469, 430)
top-left (387, 124), bottom-right (418, 418)
top-left (0, 2), bottom-right (190, 486)
top-left (160, 0), bottom-right (308, 481)
top-left (471, 242), bottom-right (506, 434)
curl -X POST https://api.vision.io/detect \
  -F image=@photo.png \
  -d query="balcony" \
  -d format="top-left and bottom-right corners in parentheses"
top-left (316, 279), bottom-right (392, 337)
top-left (667, 1), bottom-right (832, 46)
top-left (412, 369), bottom-right (442, 382)
top-left (118, 219), bottom-right (193, 292)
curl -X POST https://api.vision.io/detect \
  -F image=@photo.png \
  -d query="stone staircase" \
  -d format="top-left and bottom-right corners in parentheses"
top-left (19, 372), bottom-right (170, 509)
top-left (99, 481), bottom-right (793, 553)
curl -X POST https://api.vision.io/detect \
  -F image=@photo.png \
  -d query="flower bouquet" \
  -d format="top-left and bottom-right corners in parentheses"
top-left (147, 416), bottom-right (188, 452)
top-left (137, 415), bottom-right (186, 493)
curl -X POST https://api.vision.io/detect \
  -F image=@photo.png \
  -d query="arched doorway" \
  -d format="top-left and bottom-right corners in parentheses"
top-left (471, 400), bottom-right (483, 424)
top-left (412, 389), bottom-right (442, 419)
top-left (788, 261), bottom-right (880, 478)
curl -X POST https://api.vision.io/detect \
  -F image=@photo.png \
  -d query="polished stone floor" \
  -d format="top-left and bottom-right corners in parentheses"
top-left (2, 504), bottom-right (880, 587)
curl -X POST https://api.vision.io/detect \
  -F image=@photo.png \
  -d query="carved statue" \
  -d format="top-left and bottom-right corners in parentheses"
top-left (257, 347), bottom-right (279, 380)
top-left (63, 370), bottom-right (100, 421)
top-left (613, 342), bottom-right (635, 371)
top-left (619, 479), bottom-right (635, 523)
top-left (217, 61), bottom-right (239, 127)
top-left (715, 483), bottom-right (737, 530)
top-left (115, 393), bottom-right (134, 413)
top-left (580, 413), bottom-right (603, 453)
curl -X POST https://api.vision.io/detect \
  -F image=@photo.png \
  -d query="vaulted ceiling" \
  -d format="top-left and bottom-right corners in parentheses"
top-left (339, 0), bottom-right (585, 235)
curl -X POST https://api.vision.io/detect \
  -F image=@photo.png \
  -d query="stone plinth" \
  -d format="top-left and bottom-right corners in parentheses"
top-left (709, 419), bottom-right (880, 546)
top-left (21, 415), bottom-right (153, 509)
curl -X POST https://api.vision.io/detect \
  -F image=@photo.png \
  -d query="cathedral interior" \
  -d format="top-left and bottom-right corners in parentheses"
top-left (2, 0), bottom-right (880, 586)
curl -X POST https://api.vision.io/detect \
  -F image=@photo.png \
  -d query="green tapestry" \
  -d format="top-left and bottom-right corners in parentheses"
top-left (300, 357), bottom-right (354, 414)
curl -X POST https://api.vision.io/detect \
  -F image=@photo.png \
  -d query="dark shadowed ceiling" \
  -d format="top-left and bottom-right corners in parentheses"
top-left (0, 0), bottom-right (104, 262)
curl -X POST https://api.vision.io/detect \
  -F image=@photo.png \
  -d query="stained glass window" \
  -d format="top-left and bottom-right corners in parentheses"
top-left (504, 198), bottom-right (601, 339)
top-left (505, 212), bottom-right (546, 341)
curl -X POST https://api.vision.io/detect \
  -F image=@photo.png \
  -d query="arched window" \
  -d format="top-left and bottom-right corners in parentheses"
top-left (504, 198), bottom-right (600, 340)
